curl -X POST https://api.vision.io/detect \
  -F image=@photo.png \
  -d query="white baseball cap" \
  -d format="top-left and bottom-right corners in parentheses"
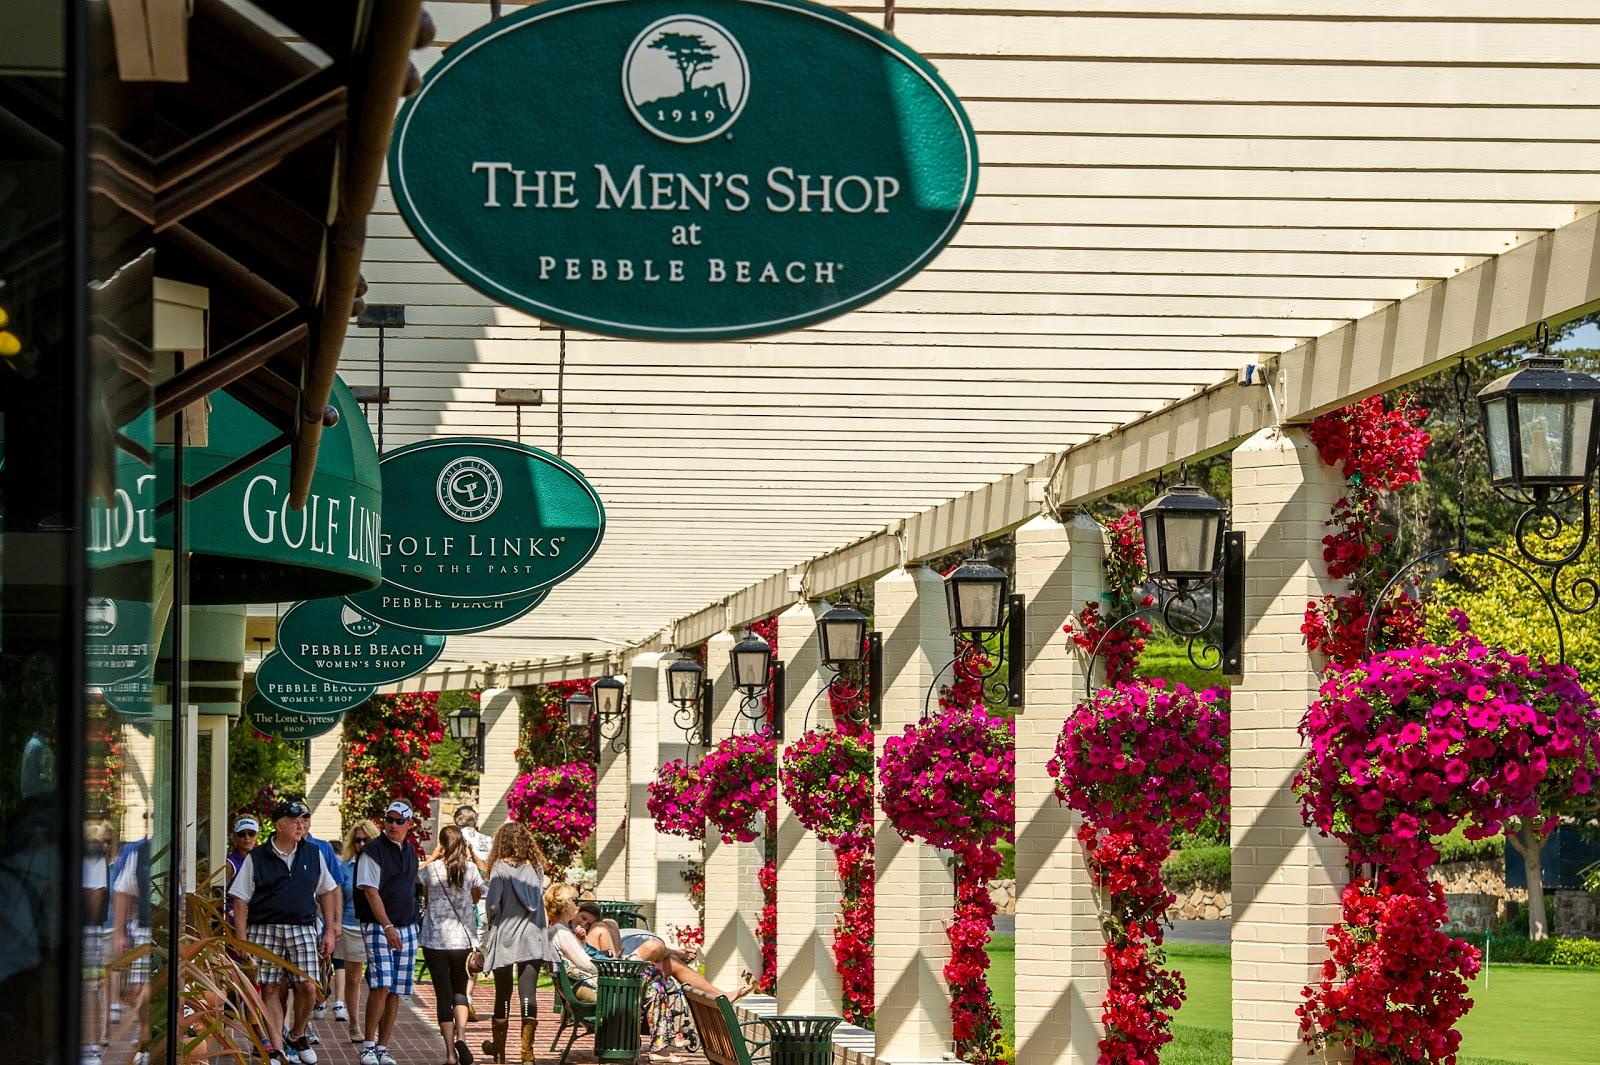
top-left (233, 817), bottom-right (260, 835)
top-left (384, 801), bottom-right (413, 821)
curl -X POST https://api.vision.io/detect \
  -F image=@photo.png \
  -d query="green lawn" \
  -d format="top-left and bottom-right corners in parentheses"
top-left (985, 935), bottom-right (1599, 1065)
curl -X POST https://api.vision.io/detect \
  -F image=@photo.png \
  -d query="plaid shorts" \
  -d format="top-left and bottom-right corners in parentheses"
top-left (248, 923), bottom-right (320, 986)
top-left (363, 922), bottom-right (417, 996)
top-left (123, 924), bottom-right (153, 985)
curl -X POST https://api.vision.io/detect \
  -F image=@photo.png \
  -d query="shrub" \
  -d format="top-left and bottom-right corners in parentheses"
top-left (1161, 845), bottom-right (1230, 892)
top-left (1451, 932), bottom-right (1600, 967)
top-left (1433, 825), bottom-right (1504, 865)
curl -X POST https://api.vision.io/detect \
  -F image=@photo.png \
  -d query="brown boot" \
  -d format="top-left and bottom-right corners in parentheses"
top-left (520, 1020), bottom-right (536, 1064)
top-left (483, 1019), bottom-right (508, 1064)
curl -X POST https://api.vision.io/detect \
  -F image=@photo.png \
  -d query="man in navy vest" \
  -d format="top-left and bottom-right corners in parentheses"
top-left (356, 800), bottom-right (421, 1065)
top-left (230, 798), bottom-right (340, 1065)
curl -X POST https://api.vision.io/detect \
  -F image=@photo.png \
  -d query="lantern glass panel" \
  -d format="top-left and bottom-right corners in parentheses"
top-left (448, 709), bottom-right (479, 742)
top-left (667, 662), bottom-right (702, 705)
top-left (1517, 395), bottom-right (1593, 483)
top-left (1484, 397), bottom-right (1513, 484)
top-left (1141, 511), bottom-right (1163, 578)
top-left (820, 614), bottom-right (866, 666)
top-left (566, 694), bottom-right (593, 729)
top-left (732, 643), bottom-right (771, 691)
top-left (595, 680), bottom-right (624, 718)
top-left (1159, 511), bottom-right (1221, 577)
top-left (949, 573), bottom-right (1005, 633)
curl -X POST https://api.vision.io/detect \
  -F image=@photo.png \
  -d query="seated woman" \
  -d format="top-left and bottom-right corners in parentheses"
top-left (544, 884), bottom-right (601, 1004)
top-left (574, 902), bottom-right (697, 965)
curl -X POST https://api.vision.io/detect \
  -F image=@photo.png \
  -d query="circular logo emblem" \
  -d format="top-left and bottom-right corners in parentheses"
top-left (623, 16), bottom-right (749, 144)
top-left (436, 456), bottom-right (503, 523)
top-left (86, 598), bottom-right (118, 637)
top-left (340, 604), bottom-right (382, 638)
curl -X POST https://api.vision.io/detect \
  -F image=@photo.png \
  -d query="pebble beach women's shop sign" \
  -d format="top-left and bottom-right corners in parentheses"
top-left (254, 652), bottom-right (377, 715)
top-left (344, 438), bottom-right (604, 635)
top-left (276, 597), bottom-right (446, 685)
top-left (389, 0), bottom-right (979, 340)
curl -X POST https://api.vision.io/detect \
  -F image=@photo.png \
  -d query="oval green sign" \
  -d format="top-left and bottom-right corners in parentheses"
top-left (87, 596), bottom-right (156, 687)
top-left (389, 0), bottom-right (979, 340)
top-left (344, 584), bottom-right (550, 637)
top-left (246, 695), bottom-right (343, 741)
top-left (255, 652), bottom-right (376, 715)
top-left (277, 598), bottom-right (447, 685)
top-left (373, 439), bottom-right (604, 603)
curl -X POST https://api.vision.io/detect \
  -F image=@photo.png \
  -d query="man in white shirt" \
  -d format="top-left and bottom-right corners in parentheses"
top-left (229, 799), bottom-right (340, 1065)
top-left (452, 806), bottom-right (492, 870)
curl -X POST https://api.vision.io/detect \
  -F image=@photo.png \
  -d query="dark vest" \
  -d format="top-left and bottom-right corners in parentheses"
top-left (353, 835), bottom-right (419, 927)
top-left (246, 840), bottom-right (322, 926)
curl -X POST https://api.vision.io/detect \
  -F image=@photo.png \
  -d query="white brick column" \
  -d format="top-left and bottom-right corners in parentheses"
top-left (1231, 427), bottom-right (1349, 1064)
top-left (703, 630), bottom-right (747, 990)
top-left (649, 652), bottom-right (704, 948)
top-left (775, 601), bottom-right (843, 1014)
top-left (623, 652), bottom-right (663, 913)
top-left (595, 672), bottom-right (629, 898)
top-left (1013, 514), bottom-right (1108, 1065)
top-left (479, 687), bottom-right (522, 834)
top-left (307, 727), bottom-right (345, 840)
top-left (873, 566), bottom-right (956, 1063)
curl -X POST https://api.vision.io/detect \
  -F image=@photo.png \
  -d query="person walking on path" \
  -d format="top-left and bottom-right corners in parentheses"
top-left (453, 807), bottom-right (492, 873)
top-left (335, 819), bottom-right (379, 1042)
top-left (478, 822), bottom-right (551, 1065)
top-left (223, 816), bottom-right (258, 929)
top-left (419, 826), bottom-right (485, 1065)
top-left (356, 801), bottom-right (422, 1065)
top-left (229, 799), bottom-right (340, 1065)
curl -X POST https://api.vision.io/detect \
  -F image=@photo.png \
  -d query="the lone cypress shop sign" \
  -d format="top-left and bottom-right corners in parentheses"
top-left (277, 597), bottom-right (446, 686)
top-left (390, 0), bottom-right (979, 340)
top-left (364, 439), bottom-right (605, 605)
top-left (246, 696), bottom-right (344, 741)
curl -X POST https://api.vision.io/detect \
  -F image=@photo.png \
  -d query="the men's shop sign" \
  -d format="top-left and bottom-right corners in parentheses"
top-left (246, 695), bottom-right (343, 740)
top-left (255, 652), bottom-right (376, 715)
top-left (389, 0), bottom-right (979, 340)
top-left (365, 439), bottom-right (604, 604)
top-left (277, 597), bottom-right (446, 685)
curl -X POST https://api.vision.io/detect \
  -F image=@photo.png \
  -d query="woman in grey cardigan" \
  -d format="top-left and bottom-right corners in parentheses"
top-left (478, 822), bottom-right (552, 1065)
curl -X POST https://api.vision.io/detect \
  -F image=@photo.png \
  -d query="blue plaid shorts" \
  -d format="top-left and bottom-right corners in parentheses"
top-left (363, 922), bottom-right (417, 996)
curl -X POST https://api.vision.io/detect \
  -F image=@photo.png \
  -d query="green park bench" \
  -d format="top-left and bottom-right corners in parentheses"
top-left (684, 988), bottom-right (843, 1065)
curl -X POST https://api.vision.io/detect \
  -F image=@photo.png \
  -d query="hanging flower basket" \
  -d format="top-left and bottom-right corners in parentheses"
top-left (879, 704), bottom-right (1014, 853)
top-left (699, 732), bottom-right (777, 843)
top-left (647, 758), bottom-right (706, 840)
top-left (508, 760), bottom-right (596, 862)
top-left (780, 728), bottom-right (873, 848)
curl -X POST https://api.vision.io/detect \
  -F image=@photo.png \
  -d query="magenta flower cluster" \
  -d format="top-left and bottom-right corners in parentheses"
top-left (507, 759), bottom-right (597, 857)
top-left (646, 758), bottom-right (706, 841)
top-left (1296, 627), bottom-right (1600, 871)
top-left (698, 731), bottom-right (778, 843)
top-left (879, 704), bottom-right (1015, 853)
top-left (780, 728), bottom-right (873, 849)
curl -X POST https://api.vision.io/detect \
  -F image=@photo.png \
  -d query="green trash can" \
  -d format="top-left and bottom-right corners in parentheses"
top-left (599, 899), bottom-right (649, 930)
top-left (594, 957), bottom-right (649, 1063)
top-left (762, 1015), bottom-right (842, 1065)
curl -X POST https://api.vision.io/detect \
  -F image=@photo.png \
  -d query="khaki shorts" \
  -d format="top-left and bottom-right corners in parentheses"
top-left (334, 925), bottom-right (366, 963)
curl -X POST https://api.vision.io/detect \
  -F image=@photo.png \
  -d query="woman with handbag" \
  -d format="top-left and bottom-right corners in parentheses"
top-left (419, 825), bottom-right (485, 1065)
top-left (477, 822), bottom-right (551, 1065)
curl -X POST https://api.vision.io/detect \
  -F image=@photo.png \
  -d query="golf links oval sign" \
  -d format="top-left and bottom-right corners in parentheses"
top-left (389, 0), bottom-right (979, 340)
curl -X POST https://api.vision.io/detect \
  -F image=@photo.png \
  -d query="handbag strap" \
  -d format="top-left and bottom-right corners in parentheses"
top-left (432, 862), bottom-right (477, 934)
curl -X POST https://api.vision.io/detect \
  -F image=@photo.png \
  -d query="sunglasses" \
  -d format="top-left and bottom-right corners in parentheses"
top-left (384, 815), bottom-right (410, 825)
top-left (353, 837), bottom-right (369, 845)
top-left (235, 830), bottom-right (258, 838)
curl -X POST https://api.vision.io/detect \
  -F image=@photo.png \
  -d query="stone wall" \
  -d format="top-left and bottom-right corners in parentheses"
top-left (1171, 882), bottom-right (1231, 921)
top-left (1554, 889), bottom-right (1600, 937)
top-left (1433, 859), bottom-right (1524, 933)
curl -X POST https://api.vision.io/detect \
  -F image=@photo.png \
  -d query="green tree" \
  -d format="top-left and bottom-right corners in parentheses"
top-left (227, 708), bottom-right (308, 824)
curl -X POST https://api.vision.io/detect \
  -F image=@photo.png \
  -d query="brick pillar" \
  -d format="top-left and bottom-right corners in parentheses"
top-left (1013, 514), bottom-right (1108, 1065)
top-left (775, 600), bottom-right (844, 1014)
top-left (703, 630), bottom-right (746, 990)
top-left (307, 727), bottom-right (345, 840)
top-left (623, 652), bottom-right (663, 915)
top-left (478, 686), bottom-right (522, 834)
top-left (873, 566), bottom-right (956, 1063)
top-left (649, 652), bottom-right (704, 948)
top-left (595, 672), bottom-right (629, 898)
top-left (1230, 427), bottom-right (1349, 1064)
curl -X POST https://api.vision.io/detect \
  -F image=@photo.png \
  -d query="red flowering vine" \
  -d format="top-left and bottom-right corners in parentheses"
top-left (1065, 509), bottom-right (1154, 684)
top-left (1048, 680), bottom-right (1230, 1064)
top-left (343, 692), bottom-right (446, 848)
top-left (1302, 394), bottom-right (1431, 665)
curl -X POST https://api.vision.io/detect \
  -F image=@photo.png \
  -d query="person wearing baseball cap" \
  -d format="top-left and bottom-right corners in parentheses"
top-left (355, 801), bottom-right (421, 1065)
top-left (222, 816), bottom-right (259, 930)
top-left (229, 799), bottom-right (339, 1065)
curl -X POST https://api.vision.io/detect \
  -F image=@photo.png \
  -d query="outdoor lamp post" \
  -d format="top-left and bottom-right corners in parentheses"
top-left (447, 705), bottom-right (484, 771)
top-left (728, 630), bottom-right (785, 737)
top-left (813, 603), bottom-right (882, 729)
top-left (932, 547), bottom-right (1026, 711)
top-left (593, 675), bottom-right (628, 754)
top-left (666, 657), bottom-right (712, 747)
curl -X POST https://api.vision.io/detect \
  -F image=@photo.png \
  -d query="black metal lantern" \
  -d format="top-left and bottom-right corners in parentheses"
top-left (447, 706), bottom-right (484, 771)
top-left (1140, 481), bottom-right (1228, 583)
top-left (943, 555), bottom-right (1009, 635)
top-left (593, 675), bottom-right (627, 754)
top-left (1477, 353), bottom-right (1600, 492)
top-left (666, 658), bottom-right (704, 708)
top-left (730, 631), bottom-right (774, 695)
top-left (818, 604), bottom-right (868, 668)
top-left (565, 691), bottom-right (594, 730)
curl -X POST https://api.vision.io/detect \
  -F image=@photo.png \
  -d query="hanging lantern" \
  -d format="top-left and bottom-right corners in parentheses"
top-left (1140, 481), bottom-right (1228, 582)
top-left (565, 691), bottom-right (594, 729)
top-left (730, 631), bottom-right (774, 694)
top-left (818, 604), bottom-right (868, 669)
top-left (943, 554), bottom-right (1008, 635)
top-left (447, 705), bottom-right (481, 743)
top-left (666, 658), bottom-right (704, 708)
top-left (592, 675), bottom-right (625, 720)
top-left (1478, 354), bottom-right (1600, 491)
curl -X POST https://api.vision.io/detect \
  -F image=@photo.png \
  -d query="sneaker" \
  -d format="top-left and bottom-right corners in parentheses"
top-left (288, 1036), bottom-right (318, 1065)
top-left (377, 1047), bottom-right (397, 1065)
top-left (312, 1002), bottom-right (327, 1020)
top-left (333, 1003), bottom-right (350, 1023)
top-left (81, 1046), bottom-right (103, 1065)
top-left (283, 1047), bottom-right (300, 1065)
top-left (306, 1026), bottom-right (322, 1047)
top-left (360, 1048), bottom-right (379, 1065)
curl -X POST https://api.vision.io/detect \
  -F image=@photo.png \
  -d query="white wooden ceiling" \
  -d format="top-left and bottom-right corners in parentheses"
top-left (331, 0), bottom-right (1600, 666)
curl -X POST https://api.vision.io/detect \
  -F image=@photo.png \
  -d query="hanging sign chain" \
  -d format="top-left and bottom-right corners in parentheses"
top-left (1452, 357), bottom-right (1471, 553)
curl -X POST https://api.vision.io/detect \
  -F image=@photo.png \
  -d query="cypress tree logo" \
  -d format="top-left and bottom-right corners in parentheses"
top-left (436, 456), bottom-right (503, 522)
top-left (624, 15), bottom-right (749, 144)
top-left (87, 598), bottom-right (119, 637)
top-left (340, 604), bottom-right (382, 638)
